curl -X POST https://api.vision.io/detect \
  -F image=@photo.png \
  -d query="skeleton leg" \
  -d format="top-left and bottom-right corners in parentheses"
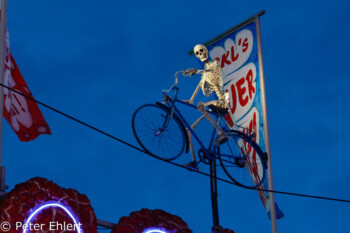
top-left (187, 130), bottom-right (196, 162)
top-left (187, 115), bottom-right (206, 162)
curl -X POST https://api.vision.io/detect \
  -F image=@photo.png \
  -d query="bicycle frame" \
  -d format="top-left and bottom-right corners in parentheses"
top-left (161, 87), bottom-right (226, 161)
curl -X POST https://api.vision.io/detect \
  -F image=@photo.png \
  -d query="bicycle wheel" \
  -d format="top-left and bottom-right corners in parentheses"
top-left (218, 130), bottom-right (267, 188)
top-left (132, 104), bottom-right (186, 161)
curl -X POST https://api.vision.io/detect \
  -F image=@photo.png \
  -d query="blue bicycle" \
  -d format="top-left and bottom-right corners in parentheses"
top-left (132, 70), bottom-right (267, 188)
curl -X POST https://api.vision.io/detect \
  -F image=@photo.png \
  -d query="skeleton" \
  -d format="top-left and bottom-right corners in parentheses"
top-left (183, 44), bottom-right (229, 170)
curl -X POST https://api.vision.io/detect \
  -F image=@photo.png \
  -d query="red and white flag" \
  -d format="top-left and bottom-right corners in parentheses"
top-left (3, 29), bottom-right (51, 141)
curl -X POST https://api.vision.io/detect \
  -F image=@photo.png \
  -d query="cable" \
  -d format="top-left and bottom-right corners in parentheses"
top-left (0, 83), bottom-right (144, 153)
top-left (1, 82), bottom-right (350, 204)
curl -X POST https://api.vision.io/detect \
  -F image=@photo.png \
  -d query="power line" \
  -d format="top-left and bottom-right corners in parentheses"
top-left (1, 82), bottom-right (350, 204)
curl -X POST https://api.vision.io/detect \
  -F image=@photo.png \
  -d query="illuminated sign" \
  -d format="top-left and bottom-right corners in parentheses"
top-left (143, 228), bottom-right (168, 233)
top-left (23, 202), bottom-right (83, 233)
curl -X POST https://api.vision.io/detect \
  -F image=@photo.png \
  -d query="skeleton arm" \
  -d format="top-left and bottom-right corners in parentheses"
top-left (183, 68), bottom-right (207, 75)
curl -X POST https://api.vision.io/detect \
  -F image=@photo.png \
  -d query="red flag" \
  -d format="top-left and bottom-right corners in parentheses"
top-left (3, 30), bottom-right (51, 141)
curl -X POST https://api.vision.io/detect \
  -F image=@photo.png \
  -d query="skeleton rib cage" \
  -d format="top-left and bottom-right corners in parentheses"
top-left (201, 60), bottom-right (224, 99)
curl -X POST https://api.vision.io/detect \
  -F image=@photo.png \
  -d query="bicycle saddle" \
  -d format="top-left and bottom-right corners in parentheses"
top-left (207, 104), bottom-right (229, 115)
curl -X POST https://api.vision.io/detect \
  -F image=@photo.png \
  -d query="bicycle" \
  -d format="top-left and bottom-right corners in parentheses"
top-left (132, 70), bottom-right (267, 188)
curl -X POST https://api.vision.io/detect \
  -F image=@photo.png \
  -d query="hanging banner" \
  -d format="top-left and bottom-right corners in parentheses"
top-left (3, 29), bottom-right (51, 141)
top-left (190, 11), bottom-right (283, 220)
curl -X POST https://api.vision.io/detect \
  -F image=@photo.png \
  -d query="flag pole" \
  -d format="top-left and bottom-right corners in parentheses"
top-left (255, 15), bottom-right (278, 233)
top-left (0, 0), bottom-right (7, 196)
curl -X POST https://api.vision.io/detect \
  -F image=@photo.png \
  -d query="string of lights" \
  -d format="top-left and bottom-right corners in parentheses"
top-left (1, 82), bottom-right (349, 204)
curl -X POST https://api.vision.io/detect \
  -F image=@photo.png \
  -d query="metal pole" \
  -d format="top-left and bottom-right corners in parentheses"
top-left (97, 219), bottom-right (117, 229)
top-left (0, 0), bottom-right (7, 196)
top-left (255, 15), bottom-right (278, 233)
top-left (210, 159), bottom-right (220, 227)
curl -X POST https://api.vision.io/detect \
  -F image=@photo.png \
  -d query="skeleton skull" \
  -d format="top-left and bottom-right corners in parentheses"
top-left (194, 44), bottom-right (208, 62)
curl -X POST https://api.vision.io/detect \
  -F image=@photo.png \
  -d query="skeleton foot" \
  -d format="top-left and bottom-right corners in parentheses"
top-left (197, 102), bottom-right (205, 111)
top-left (183, 100), bottom-right (193, 104)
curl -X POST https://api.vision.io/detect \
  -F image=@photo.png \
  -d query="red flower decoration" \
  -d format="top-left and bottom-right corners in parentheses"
top-left (112, 208), bottom-right (192, 233)
top-left (0, 177), bottom-right (97, 233)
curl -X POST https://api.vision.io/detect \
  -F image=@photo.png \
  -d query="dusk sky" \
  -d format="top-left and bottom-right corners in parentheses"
top-left (2, 0), bottom-right (350, 232)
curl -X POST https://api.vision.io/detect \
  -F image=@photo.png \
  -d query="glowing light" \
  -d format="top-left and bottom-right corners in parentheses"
top-left (23, 201), bottom-right (83, 233)
top-left (143, 228), bottom-right (168, 233)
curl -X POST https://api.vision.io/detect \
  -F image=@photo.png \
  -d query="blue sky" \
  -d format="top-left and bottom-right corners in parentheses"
top-left (3, 0), bottom-right (350, 232)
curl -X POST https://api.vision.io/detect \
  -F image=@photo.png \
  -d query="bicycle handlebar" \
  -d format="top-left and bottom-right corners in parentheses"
top-left (163, 68), bottom-right (204, 94)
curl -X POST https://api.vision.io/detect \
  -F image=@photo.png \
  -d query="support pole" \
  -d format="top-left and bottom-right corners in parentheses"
top-left (97, 219), bottom-right (117, 229)
top-left (0, 0), bottom-right (7, 196)
top-left (210, 158), bottom-right (219, 228)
